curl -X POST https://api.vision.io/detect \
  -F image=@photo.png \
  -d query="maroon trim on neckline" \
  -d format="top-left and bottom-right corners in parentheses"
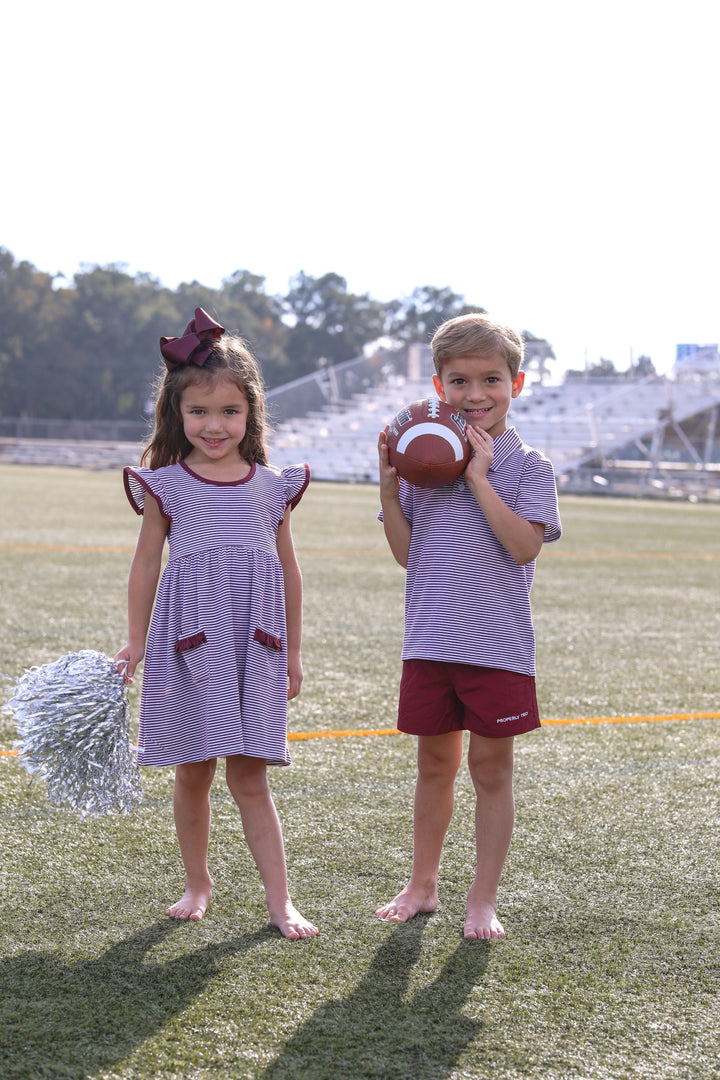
top-left (180, 460), bottom-right (257, 486)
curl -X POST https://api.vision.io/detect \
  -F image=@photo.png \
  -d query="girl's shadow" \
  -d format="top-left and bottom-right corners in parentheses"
top-left (263, 918), bottom-right (491, 1080)
top-left (0, 918), bottom-right (267, 1079)
top-left (2, 918), bottom-right (492, 1079)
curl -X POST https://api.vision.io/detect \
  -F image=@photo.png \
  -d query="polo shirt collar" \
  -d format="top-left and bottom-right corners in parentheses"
top-left (488, 426), bottom-right (522, 471)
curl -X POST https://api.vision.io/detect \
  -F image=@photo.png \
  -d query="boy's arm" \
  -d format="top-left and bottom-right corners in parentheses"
top-left (465, 426), bottom-right (546, 565)
top-left (378, 429), bottom-right (411, 568)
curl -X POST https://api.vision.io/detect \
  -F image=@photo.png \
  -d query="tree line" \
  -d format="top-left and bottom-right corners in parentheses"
top-left (0, 247), bottom-right (551, 421)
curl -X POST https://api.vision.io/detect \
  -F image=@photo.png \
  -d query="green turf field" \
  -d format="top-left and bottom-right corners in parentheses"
top-left (1, 465), bottom-right (719, 1079)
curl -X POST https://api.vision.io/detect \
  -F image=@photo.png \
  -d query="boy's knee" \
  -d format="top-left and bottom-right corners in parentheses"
top-left (418, 758), bottom-right (456, 786)
top-left (417, 736), bottom-right (463, 782)
top-left (467, 748), bottom-right (514, 793)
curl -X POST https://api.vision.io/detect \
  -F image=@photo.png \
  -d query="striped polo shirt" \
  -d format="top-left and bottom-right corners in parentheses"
top-left (383, 426), bottom-right (562, 676)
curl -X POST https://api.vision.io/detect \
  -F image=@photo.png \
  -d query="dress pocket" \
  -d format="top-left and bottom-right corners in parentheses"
top-left (253, 627), bottom-right (283, 651)
top-left (175, 630), bottom-right (209, 683)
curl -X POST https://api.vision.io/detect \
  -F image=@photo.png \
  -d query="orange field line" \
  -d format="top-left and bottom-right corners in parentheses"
top-left (1, 711), bottom-right (718, 758)
top-left (542, 711), bottom-right (720, 726)
top-left (288, 712), bottom-right (720, 737)
top-left (542, 551), bottom-right (720, 560)
top-left (0, 544), bottom-right (136, 554)
top-left (1, 544), bottom-right (718, 560)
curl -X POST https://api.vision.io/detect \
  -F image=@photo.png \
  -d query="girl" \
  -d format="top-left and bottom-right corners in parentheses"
top-left (115, 308), bottom-right (318, 940)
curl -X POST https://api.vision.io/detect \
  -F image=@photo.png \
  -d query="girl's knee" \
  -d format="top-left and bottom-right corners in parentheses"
top-left (175, 758), bottom-right (217, 792)
top-left (225, 753), bottom-right (269, 797)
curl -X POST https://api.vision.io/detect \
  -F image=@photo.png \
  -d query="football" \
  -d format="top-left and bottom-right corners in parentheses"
top-left (385, 397), bottom-right (471, 488)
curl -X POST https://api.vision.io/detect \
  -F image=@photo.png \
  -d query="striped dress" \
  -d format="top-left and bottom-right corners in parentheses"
top-left (123, 460), bottom-right (309, 767)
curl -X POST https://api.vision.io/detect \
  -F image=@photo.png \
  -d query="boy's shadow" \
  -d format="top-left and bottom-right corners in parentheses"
top-left (263, 918), bottom-right (491, 1080)
top-left (0, 918), bottom-right (266, 1079)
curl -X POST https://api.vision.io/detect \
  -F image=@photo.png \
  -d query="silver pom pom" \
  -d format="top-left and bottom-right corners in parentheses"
top-left (8, 650), bottom-right (143, 817)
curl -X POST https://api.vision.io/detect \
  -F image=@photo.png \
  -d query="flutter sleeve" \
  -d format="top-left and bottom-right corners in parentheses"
top-left (122, 466), bottom-right (171, 521)
top-left (281, 463), bottom-right (311, 510)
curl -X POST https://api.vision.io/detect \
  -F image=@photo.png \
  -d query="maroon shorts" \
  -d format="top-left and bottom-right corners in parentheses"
top-left (397, 658), bottom-right (541, 739)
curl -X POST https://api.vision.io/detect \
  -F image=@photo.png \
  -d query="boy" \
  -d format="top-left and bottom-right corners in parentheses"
top-left (376, 313), bottom-right (561, 939)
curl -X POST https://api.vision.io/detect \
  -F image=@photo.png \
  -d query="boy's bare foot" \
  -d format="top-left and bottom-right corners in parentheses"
top-left (167, 884), bottom-right (213, 921)
top-left (464, 897), bottom-right (505, 939)
top-left (375, 883), bottom-right (439, 922)
top-left (270, 901), bottom-right (319, 940)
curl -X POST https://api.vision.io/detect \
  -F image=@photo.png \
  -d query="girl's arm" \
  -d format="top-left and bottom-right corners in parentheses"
top-left (464, 425), bottom-right (546, 565)
top-left (277, 507), bottom-right (303, 700)
top-left (378, 428), bottom-right (411, 568)
top-left (114, 493), bottom-right (168, 683)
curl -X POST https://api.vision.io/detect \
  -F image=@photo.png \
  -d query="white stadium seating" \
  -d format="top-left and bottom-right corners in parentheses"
top-left (268, 374), bottom-right (720, 486)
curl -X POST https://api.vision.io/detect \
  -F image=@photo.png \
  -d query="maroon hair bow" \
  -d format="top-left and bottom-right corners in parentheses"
top-left (160, 308), bottom-right (225, 370)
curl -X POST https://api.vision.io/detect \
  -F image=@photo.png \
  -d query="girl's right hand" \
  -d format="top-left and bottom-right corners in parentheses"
top-left (113, 643), bottom-right (144, 685)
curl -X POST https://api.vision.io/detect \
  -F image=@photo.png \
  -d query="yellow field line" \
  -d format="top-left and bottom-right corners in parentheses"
top-left (1, 711), bottom-right (717, 759)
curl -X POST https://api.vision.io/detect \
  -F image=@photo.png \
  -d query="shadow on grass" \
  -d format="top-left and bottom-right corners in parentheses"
top-left (0, 918), bottom-right (269, 1079)
top-left (262, 917), bottom-right (491, 1080)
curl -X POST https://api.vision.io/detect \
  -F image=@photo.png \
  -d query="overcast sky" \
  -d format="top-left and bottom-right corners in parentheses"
top-left (3, 0), bottom-right (717, 375)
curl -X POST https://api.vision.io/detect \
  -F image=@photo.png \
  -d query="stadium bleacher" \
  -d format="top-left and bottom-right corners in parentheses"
top-left (268, 367), bottom-right (720, 494)
top-left (2, 346), bottom-right (719, 499)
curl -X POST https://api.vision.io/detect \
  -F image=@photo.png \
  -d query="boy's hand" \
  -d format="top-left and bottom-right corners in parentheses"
top-left (378, 427), bottom-right (400, 501)
top-left (464, 424), bottom-right (494, 483)
top-left (378, 426), bottom-right (412, 568)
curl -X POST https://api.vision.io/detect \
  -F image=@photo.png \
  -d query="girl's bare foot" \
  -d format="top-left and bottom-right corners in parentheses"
top-left (375, 883), bottom-right (439, 922)
top-left (270, 901), bottom-right (319, 940)
top-left (464, 897), bottom-right (505, 939)
top-left (167, 883), bottom-right (213, 921)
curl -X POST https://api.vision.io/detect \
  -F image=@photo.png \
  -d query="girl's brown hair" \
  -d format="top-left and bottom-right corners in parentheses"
top-left (141, 334), bottom-right (269, 469)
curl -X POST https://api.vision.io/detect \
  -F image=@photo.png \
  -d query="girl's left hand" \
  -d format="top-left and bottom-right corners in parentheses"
top-left (464, 424), bottom-right (494, 483)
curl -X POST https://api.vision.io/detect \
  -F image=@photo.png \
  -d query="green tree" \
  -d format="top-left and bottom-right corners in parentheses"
top-left (633, 355), bottom-right (657, 378)
top-left (0, 248), bottom-right (66, 416)
top-left (0, 249), bottom-right (561, 420)
top-left (60, 264), bottom-right (176, 420)
top-left (564, 358), bottom-right (620, 382)
top-left (218, 270), bottom-right (289, 386)
top-left (386, 285), bottom-right (486, 343)
top-left (522, 331), bottom-right (556, 383)
top-left (172, 273), bottom-right (291, 389)
top-left (282, 271), bottom-right (386, 374)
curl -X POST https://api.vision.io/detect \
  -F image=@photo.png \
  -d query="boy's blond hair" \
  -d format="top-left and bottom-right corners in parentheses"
top-left (431, 314), bottom-right (524, 380)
